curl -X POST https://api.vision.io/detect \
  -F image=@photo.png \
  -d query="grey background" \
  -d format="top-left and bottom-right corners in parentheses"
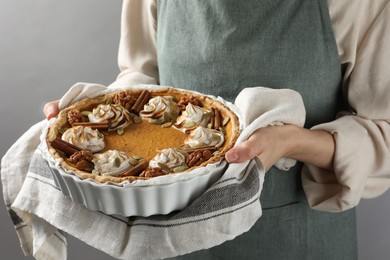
top-left (0, 1), bottom-right (389, 259)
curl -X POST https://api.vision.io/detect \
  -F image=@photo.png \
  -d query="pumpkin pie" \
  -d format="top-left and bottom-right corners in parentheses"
top-left (46, 87), bottom-right (240, 183)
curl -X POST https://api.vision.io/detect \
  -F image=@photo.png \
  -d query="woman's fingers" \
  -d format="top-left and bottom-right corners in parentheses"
top-left (43, 100), bottom-right (60, 119)
top-left (225, 125), bottom-right (292, 171)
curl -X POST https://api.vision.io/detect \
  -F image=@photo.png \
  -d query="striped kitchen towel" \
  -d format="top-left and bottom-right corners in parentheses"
top-left (1, 83), bottom-right (305, 259)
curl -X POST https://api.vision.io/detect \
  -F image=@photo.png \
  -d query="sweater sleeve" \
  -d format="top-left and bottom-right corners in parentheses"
top-left (108, 0), bottom-right (158, 89)
top-left (302, 0), bottom-right (390, 212)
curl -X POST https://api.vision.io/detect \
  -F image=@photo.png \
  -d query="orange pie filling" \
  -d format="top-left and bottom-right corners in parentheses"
top-left (47, 88), bottom-right (239, 183)
top-left (104, 120), bottom-right (188, 161)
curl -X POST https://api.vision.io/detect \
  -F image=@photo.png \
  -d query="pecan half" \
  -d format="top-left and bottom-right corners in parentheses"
top-left (69, 150), bottom-right (94, 163)
top-left (113, 90), bottom-right (136, 111)
top-left (178, 95), bottom-right (202, 111)
top-left (186, 149), bottom-right (212, 167)
top-left (140, 167), bottom-right (167, 178)
top-left (67, 109), bottom-right (84, 125)
top-left (75, 159), bottom-right (94, 172)
top-left (69, 150), bottom-right (94, 172)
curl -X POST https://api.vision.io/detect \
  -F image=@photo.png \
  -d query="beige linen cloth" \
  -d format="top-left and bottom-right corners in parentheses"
top-left (1, 83), bottom-right (305, 260)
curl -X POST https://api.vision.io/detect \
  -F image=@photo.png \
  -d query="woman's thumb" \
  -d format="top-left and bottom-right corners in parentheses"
top-left (225, 141), bottom-right (257, 163)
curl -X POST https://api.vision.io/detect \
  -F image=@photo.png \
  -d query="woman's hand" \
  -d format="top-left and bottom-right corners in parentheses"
top-left (43, 100), bottom-right (60, 119)
top-left (225, 124), bottom-right (335, 172)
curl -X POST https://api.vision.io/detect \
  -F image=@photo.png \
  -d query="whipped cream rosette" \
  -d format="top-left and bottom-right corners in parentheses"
top-left (149, 148), bottom-right (189, 172)
top-left (88, 104), bottom-right (133, 131)
top-left (185, 126), bottom-right (225, 148)
top-left (62, 126), bottom-right (105, 153)
top-left (174, 103), bottom-right (212, 132)
top-left (139, 96), bottom-right (180, 124)
top-left (92, 150), bottom-right (132, 177)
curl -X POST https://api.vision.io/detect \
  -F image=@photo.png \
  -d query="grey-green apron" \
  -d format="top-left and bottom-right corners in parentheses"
top-left (157, 0), bottom-right (357, 259)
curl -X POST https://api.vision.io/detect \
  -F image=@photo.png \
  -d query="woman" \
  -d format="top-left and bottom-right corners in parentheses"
top-left (44, 0), bottom-right (390, 259)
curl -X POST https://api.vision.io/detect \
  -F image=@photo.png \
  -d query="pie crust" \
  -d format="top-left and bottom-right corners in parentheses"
top-left (47, 87), bottom-right (240, 183)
